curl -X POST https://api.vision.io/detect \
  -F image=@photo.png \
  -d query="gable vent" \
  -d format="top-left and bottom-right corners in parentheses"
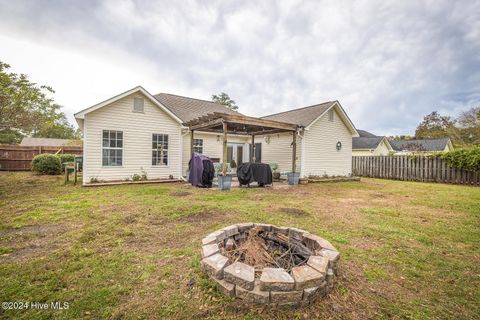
top-left (133, 97), bottom-right (144, 112)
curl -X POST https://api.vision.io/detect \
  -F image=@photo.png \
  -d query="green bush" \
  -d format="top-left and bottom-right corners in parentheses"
top-left (31, 154), bottom-right (62, 175)
top-left (58, 154), bottom-right (76, 170)
top-left (58, 154), bottom-right (76, 164)
top-left (441, 146), bottom-right (480, 171)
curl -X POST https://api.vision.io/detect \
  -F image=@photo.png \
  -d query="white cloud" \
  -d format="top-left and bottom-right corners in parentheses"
top-left (0, 0), bottom-right (479, 136)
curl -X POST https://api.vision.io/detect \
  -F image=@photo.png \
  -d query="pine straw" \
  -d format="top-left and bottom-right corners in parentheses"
top-left (222, 227), bottom-right (311, 275)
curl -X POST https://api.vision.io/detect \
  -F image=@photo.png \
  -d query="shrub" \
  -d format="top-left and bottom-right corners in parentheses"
top-left (441, 146), bottom-right (480, 172)
top-left (58, 154), bottom-right (76, 164)
top-left (58, 154), bottom-right (76, 170)
top-left (32, 154), bottom-right (62, 175)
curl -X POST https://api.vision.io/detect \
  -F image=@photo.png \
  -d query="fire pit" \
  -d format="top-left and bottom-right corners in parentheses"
top-left (200, 223), bottom-right (340, 306)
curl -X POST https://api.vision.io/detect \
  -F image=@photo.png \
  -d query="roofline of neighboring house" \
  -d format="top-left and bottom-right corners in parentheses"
top-left (352, 136), bottom-right (394, 151)
top-left (390, 137), bottom-right (453, 151)
top-left (74, 86), bottom-right (184, 125)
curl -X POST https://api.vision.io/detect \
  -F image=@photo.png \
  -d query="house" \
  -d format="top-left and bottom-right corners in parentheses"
top-left (352, 130), bottom-right (393, 156)
top-left (20, 137), bottom-right (82, 147)
top-left (390, 138), bottom-right (454, 154)
top-left (74, 86), bottom-right (358, 184)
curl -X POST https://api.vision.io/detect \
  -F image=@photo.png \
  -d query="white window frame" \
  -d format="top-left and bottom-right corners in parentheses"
top-left (193, 138), bottom-right (203, 154)
top-left (102, 130), bottom-right (123, 167)
top-left (133, 97), bottom-right (144, 113)
top-left (152, 133), bottom-right (169, 166)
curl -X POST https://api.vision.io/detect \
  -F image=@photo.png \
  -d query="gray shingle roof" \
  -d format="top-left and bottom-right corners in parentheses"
top-left (153, 93), bottom-right (242, 123)
top-left (357, 129), bottom-right (378, 138)
top-left (390, 138), bottom-right (450, 152)
top-left (352, 137), bottom-right (384, 149)
top-left (260, 101), bottom-right (336, 127)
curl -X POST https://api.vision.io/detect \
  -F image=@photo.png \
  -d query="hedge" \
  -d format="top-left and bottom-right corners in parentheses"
top-left (441, 146), bottom-right (480, 172)
top-left (32, 154), bottom-right (62, 175)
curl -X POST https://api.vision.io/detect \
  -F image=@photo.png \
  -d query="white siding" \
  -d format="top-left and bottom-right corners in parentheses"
top-left (181, 133), bottom-right (249, 175)
top-left (257, 133), bottom-right (302, 174)
top-left (303, 107), bottom-right (353, 177)
top-left (83, 93), bottom-right (181, 184)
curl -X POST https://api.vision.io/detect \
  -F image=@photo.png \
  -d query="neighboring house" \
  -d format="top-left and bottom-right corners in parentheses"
top-left (74, 86), bottom-right (358, 184)
top-left (352, 130), bottom-right (393, 156)
top-left (20, 137), bottom-right (82, 147)
top-left (390, 138), bottom-right (454, 155)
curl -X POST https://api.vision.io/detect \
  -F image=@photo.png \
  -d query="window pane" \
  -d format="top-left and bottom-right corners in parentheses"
top-left (117, 131), bottom-right (123, 140)
top-left (110, 139), bottom-right (116, 148)
top-left (103, 131), bottom-right (109, 139)
top-left (116, 140), bottom-right (122, 148)
top-left (110, 131), bottom-right (116, 140)
top-left (103, 139), bottom-right (109, 147)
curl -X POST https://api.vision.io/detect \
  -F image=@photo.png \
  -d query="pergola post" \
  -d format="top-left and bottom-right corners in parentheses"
top-left (222, 121), bottom-right (228, 176)
top-left (292, 130), bottom-right (297, 173)
top-left (190, 129), bottom-right (194, 157)
top-left (251, 135), bottom-right (256, 162)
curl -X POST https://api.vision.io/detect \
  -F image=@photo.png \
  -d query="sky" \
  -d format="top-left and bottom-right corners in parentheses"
top-left (1, 0), bottom-right (479, 136)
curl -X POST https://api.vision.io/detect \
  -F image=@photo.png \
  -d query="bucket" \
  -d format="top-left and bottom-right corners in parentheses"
top-left (287, 172), bottom-right (300, 185)
top-left (218, 175), bottom-right (232, 190)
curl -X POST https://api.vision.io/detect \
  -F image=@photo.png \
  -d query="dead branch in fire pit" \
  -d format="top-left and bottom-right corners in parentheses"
top-left (221, 227), bottom-right (312, 274)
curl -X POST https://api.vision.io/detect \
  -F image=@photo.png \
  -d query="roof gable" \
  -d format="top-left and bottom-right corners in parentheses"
top-left (261, 101), bottom-right (335, 127)
top-left (74, 86), bottom-right (183, 124)
top-left (262, 101), bottom-right (357, 136)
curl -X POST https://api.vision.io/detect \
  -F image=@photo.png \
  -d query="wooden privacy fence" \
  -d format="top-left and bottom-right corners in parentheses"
top-left (352, 156), bottom-right (480, 186)
top-left (0, 145), bottom-right (83, 171)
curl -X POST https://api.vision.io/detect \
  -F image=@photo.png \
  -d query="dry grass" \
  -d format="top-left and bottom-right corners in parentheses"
top-left (0, 172), bottom-right (479, 319)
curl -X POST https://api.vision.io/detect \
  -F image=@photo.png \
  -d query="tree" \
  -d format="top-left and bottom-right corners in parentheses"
top-left (457, 107), bottom-right (480, 145)
top-left (388, 135), bottom-right (414, 141)
top-left (414, 111), bottom-right (463, 145)
top-left (211, 92), bottom-right (238, 111)
top-left (0, 61), bottom-right (79, 144)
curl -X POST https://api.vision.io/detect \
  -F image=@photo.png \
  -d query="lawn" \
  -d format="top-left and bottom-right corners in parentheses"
top-left (0, 172), bottom-right (479, 320)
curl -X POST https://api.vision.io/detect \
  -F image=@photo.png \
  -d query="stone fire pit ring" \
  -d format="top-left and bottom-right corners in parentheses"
top-left (200, 223), bottom-right (340, 306)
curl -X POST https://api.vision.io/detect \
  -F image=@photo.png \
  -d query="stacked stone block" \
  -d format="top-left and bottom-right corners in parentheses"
top-left (200, 223), bottom-right (340, 306)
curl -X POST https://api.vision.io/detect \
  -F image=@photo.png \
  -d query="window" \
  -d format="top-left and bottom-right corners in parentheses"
top-left (133, 97), bottom-right (144, 112)
top-left (102, 130), bottom-right (123, 166)
top-left (193, 139), bottom-right (203, 153)
top-left (152, 134), bottom-right (168, 165)
top-left (328, 109), bottom-right (334, 121)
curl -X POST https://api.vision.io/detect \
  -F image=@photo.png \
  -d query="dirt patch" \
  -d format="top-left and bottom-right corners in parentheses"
top-left (0, 224), bottom-right (66, 237)
top-left (0, 223), bottom-right (68, 262)
top-left (178, 210), bottom-right (226, 223)
top-left (280, 207), bottom-right (308, 216)
top-left (170, 191), bottom-right (192, 197)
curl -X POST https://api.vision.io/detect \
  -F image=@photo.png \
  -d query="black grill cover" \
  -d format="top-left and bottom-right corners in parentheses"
top-left (237, 162), bottom-right (272, 186)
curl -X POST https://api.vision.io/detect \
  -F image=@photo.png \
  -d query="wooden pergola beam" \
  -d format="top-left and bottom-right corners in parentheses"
top-left (248, 128), bottom-right (294, 136)
top-left (184, 112), bottom-right (297, 133)
top-left (222, 121), bottom-right (228, 176)
top-left (189, 117), bottom-right (224, 131)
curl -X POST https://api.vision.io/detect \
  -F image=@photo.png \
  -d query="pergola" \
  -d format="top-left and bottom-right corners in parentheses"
top-left (184, 112), bottom-right (299, 176)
